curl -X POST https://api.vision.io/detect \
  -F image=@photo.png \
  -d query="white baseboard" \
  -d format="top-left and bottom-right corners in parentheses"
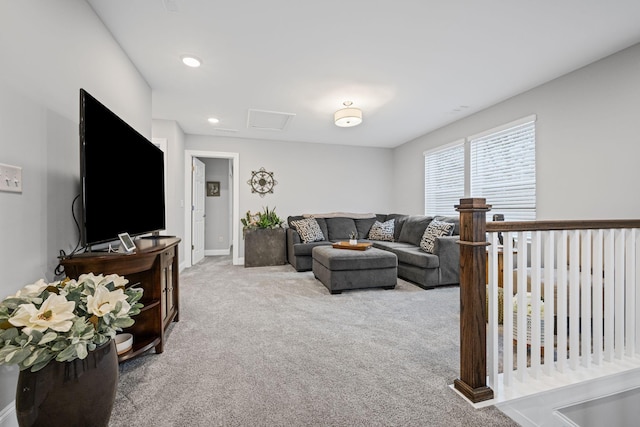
top-left (0, 402), bottom-right (17, 427)
top-left (205, 249), bottom-right (230, 256)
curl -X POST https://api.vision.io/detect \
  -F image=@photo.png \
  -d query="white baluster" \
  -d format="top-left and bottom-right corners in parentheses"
top-left (530, 231), bottom-right (542, 377)
top-left (556, 230), bottom-right (568, 373)
top-left (626, 228), bottom-right (636, 356)
top-left (543, 230), bottom-right (555, 374)
top-left (604, 229), bottom-right (615, 362)
top-left (635, 230), bottom-right (640, 356)
top-left (487, 232), bottom-right (499, 390)
top-left (569, 230), bottom-right (580, 369)
top-left (516, 232), bottom-right (528, 380)
top-left (615, 229), bottom-right (625, 359)
top-left (592, 229), bottom-right (603, 365)
top-left (581, 230), bottom-right (592, 368)
top-left (503, 232), bottom-right (514, 386)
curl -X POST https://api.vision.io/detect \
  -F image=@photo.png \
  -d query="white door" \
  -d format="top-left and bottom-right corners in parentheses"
top-left (192, 158), bottom-right (205, 264)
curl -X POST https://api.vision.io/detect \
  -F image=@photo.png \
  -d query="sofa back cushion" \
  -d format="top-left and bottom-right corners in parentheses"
top-left (385, 214), bottom-right (409, 242)
top-left (354, 217), bottom-right (377, 239)
top-left (397, 215), bottom-right (434, 246)
top-left (325, 217), bottom-right (358, 241)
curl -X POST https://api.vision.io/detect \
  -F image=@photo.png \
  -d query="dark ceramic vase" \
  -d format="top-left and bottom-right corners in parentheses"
top-left (15, 340), bottom-right (118, 427)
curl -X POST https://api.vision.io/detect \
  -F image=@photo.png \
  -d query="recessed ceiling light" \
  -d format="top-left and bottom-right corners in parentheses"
top-left (207, 117), bottom-right (220, 124)
top-left (181, 55), bottom-right (201, 68)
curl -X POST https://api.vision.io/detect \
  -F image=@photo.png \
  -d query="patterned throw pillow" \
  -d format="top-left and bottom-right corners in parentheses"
top-left (420, 220), bottom-right (454, 253)
top-left (290, 218), bottom-right (325, 243)
top-left (368, 219), bottom-right (395, 242)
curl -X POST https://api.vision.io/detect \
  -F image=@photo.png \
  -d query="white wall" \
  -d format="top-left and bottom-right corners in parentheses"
top-left (202, 158), bottom-right (231, 252)
top-left (0, 1), bottom-right (151, 421)
top-left (185, 135), bottom-right (395, 256)
top-left (393, 42), bottom-right (640, 219)
top-left (152, 120), bottom-right (186, 264)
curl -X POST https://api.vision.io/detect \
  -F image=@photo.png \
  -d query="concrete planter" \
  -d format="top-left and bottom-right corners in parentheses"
top-left (244, 227), bottom-right (286, 267)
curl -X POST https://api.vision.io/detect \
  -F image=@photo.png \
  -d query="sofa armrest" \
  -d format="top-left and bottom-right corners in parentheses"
top-left (434, 235), bottom-right (460, 285)
top-left (286, 227), bottom-right (301, 265)
top-left (287, 227), bottom-right (302, 245)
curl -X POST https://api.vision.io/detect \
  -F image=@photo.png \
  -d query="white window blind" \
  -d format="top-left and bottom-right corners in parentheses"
top-left (424, 142), bottom-right (464, 216)
top-left (470, 120), bottom-right (536, 221)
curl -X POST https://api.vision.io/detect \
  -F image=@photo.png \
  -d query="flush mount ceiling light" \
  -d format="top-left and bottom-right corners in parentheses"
top-left (207, 117), bottom-right (220, 124)
top-left (334, 101), bottom-right (362, 127)
top-left (181, 55), bottom-right (201, 68)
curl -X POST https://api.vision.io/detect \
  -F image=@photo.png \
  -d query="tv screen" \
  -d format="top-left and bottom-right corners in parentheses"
top-left (80, 89), bottom-right (165, 247)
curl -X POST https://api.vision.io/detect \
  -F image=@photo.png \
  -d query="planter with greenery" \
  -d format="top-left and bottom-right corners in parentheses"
top-left (242, 206), bottom-right (287, 267)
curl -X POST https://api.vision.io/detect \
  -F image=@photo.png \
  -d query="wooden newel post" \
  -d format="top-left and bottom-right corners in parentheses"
top-left (454, 197), bottom-right (493, 403)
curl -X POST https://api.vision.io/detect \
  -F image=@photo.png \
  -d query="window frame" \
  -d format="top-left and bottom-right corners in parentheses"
top-left (424, 115), bottom-right (537, 219)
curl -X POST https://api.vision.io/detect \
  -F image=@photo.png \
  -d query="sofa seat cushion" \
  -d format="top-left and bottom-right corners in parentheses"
top-left (392, 246), bottom-right (440, 269)
top-left (371, 241), bottom-right (413, 251)
top-left (292, 241), bottom-right (332, 256)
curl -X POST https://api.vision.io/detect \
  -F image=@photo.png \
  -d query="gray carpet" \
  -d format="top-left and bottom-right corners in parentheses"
top-left (109, 256), bottom-right (518, 427)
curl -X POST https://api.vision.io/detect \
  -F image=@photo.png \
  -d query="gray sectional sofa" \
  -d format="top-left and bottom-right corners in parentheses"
top-left (286, 213), bottom-right (460, 289)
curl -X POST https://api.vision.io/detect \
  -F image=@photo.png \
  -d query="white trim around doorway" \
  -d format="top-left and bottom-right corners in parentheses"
top-left (184, 150), bottom-right (241, 267)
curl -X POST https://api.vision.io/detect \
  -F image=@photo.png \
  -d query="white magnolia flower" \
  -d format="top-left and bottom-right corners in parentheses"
top-left (78, 272), bottom-right (104, 284)
top-left (9, 294), bottom-right (76, 334)
top-left (101, 274), bottom-right (129, 289)
top-left (58, 278), bottom-right (80, 296)
top-left (10, 279), bottom-right (50, 299)
top-left (86, 286), bottom-right (130, 317)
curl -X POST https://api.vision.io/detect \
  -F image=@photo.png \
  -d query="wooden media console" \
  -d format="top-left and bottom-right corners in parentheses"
top-left (60, 237), bottom-right (180, 362)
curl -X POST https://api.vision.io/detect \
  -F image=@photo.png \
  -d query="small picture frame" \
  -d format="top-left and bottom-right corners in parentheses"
top-left (207, 181), bottom-right (220, 197)
top-left (118, 232), bottom-right (136, 253)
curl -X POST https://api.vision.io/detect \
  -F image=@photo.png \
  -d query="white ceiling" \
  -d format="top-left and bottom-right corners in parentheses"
top-left (87, 0), bottom-right (640, 148)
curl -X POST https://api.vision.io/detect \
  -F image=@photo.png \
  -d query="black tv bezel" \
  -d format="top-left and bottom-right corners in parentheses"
top-left (79, 88), bottom-right (166, 248)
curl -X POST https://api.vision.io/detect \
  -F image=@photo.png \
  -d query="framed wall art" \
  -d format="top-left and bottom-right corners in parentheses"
top-left (207, 181), bottom-right (220, 197)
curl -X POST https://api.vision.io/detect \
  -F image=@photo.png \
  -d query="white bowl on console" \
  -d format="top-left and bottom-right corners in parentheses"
top-left (115, 333), bottom-right (133, 355)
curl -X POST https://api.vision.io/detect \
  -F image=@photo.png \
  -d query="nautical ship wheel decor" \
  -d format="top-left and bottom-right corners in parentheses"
top-left (248, 167), bottom-right (277, 197)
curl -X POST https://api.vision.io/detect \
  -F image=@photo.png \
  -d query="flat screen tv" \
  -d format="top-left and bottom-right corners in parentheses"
top-left (80, 88), bottom-right (165, 247)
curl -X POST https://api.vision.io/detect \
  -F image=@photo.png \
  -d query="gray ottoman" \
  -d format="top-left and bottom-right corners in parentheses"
top-left (312, 246), bottom-right (398, 294)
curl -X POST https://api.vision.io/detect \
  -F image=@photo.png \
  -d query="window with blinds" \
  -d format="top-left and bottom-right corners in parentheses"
top-left (424, 141), bottom-right (464, 216)
top-left (424, 116), bottom-right (536, 220)
top-left (470, 120), bottom-right (536, 221)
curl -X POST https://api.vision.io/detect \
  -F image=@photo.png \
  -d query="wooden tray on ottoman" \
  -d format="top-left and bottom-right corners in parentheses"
top-left (331, 241), bottom-right (372, 251)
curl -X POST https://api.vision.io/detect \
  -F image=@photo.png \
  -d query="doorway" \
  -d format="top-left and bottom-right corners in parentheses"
top-left (184, 150), bottom-right (240, 267)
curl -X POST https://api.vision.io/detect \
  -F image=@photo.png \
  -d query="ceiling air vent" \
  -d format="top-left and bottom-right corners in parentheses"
top-left (212, 128), bottom-right (239, 133)
top-left (247, 109), bottom-right (295, 131)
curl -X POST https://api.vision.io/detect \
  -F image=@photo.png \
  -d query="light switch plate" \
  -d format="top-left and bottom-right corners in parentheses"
top-left (0, 163), bottom-right (23, 193)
